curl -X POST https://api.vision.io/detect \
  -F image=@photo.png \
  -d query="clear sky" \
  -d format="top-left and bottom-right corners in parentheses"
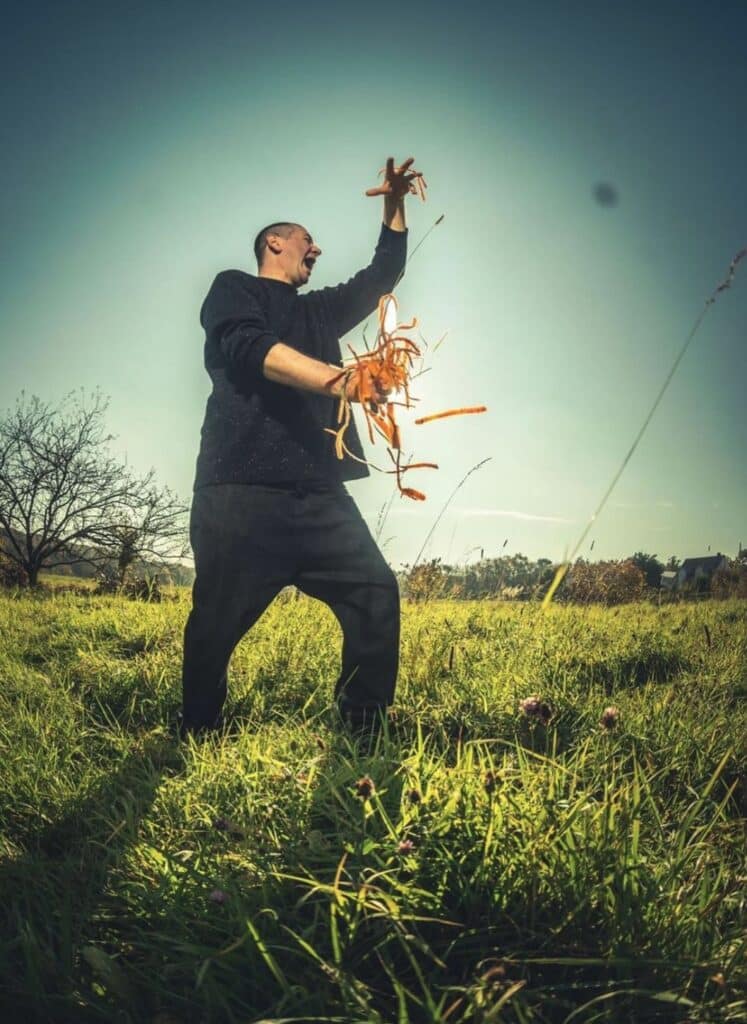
top-left (1, 0), bottom-right (745, 570)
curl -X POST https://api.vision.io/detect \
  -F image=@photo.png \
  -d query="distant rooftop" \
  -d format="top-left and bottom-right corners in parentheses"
top-left (679, 554), bottom-right (727, 578)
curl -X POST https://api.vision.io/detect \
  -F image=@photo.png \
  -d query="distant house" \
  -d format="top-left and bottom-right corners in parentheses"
top-left (676, 554), bottom-right (728, 591)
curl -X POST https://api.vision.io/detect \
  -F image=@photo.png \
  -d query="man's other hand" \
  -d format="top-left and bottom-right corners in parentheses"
top-left (365, 157), bottom-right (426, 201)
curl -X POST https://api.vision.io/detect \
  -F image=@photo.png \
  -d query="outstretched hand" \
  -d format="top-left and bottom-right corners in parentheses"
top-left (365, 156), bottom-right (427, 201)
top-left (342, 365), bottom-right (391, 406)
top-left (326, 364), bottom-right (391, 406)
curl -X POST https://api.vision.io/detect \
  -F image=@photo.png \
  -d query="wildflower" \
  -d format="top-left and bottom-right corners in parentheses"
top-left (355, 775), bottom-right (375, 800)
top-left (208, 888), bottom-right (228, 904)
top-left (519, 695), bottom-right (552, 726)
top-left (406, 788), bottom-right (422, 805)
top-left (397, 838), bottom-right (416, 855)
top-left (600, 706), bottom-right (620, 730)
top-left (484, 770), bottom-right (498, 794)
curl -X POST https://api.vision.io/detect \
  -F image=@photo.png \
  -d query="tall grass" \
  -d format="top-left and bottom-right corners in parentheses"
top-left (0, 590), bottom-right (745, 1022)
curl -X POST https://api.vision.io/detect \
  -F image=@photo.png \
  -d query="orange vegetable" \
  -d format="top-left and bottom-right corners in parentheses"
top-left (324, 294), bottom-right (484, 500)
top-left (414, 406), bottom-right (487, 425)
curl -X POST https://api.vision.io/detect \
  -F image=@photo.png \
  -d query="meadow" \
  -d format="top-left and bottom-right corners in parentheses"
top-left (0, 586), bottom-right (744, 1023)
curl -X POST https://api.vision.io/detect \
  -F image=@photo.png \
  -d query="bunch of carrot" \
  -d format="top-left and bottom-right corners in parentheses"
top-left (325, 293), bottom-right (486, 500)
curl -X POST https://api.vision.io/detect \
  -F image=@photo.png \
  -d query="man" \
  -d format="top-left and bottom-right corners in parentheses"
top-left (180, 157), bottom-right (423, 737)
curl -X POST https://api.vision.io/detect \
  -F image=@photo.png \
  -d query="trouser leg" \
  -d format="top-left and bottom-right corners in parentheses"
top-left (292, 487), bottom-right (401, 721)
top-left (298, 576), bottom-right (400, 718)
top-left (181, 485), bottom-right (295, 730)
top-left (181, 580), bottom-right (283, 729)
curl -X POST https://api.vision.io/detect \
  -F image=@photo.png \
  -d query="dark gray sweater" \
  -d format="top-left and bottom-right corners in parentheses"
top-left (193, 223), bottom-right (407, 489)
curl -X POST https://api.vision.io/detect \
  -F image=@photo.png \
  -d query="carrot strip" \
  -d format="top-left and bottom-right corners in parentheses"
top-left (323, 431), bottom-right (438, 475)
top-left (323, 291), bottom-right (484, 501)
top-left (414, 406), bottom-right (487, 425)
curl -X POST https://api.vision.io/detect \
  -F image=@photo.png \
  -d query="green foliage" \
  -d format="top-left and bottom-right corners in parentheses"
top-left (631, 551), bottom-right (665, 589)
top-left (0, 592), bottom-right (745, 1022)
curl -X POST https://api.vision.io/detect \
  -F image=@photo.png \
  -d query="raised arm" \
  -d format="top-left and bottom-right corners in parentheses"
top-left (316, 157), bottom-right (424, 338)
top-left (319, 223), bottom-right (408, 340)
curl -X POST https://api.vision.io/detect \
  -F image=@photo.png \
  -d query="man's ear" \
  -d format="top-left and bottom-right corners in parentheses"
top-left (265, 233), bottom-right (283, 256)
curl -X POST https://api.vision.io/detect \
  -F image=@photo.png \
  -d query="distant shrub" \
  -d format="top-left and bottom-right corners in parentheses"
top-left (123, 573), bottom-right (164, 602)
top-left (94, 564), bottom-right (121, 594)
top-left (401, 559), bottom-right (452, 602)
top-left (563, 558), bottom-right (646, 605)
top-left (0, 551), bottom-right (27, 588)
top-left (52, 583), bottom-right (96, 597)
top-left (712, 560), bottom-right (747, 599)
top-left (93, 566), bottom-right (165, 602)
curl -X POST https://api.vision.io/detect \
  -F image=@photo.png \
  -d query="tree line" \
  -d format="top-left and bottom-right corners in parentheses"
top-left (399, 550), bottom-right (747, 604)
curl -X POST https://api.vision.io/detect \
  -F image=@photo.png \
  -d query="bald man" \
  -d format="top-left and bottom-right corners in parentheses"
top-left (181, 158), bottom-right (422, 739)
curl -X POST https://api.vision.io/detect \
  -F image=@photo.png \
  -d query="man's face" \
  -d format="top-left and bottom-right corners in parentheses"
top-left (275, 225), bottom-right (322, 287)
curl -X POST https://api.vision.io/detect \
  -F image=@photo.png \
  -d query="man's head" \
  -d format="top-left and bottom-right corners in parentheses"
top-left (253, 222), bottom-right (322, 288)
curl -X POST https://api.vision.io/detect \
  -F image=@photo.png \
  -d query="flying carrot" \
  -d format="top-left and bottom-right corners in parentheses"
top-left (414, 406), bottom-right (487, 425)
top-left (324, 293), bottom-right (485, 500)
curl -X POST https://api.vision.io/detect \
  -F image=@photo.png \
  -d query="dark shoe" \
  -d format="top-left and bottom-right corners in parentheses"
top-left (339, 706), bottom-right (395, 744)
top-left (175, 710), bottom-right (224, 741)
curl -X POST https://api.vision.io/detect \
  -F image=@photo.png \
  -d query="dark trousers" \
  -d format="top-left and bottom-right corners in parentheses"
top-left (181, 482), bottom-right (400, 730)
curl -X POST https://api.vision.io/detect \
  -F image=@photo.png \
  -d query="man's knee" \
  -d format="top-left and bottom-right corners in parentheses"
top-left (372, 567), bottom-right (400, 614)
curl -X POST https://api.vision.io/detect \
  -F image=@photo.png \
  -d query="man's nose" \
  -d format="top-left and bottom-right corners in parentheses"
top-left (312, 244), bottom-right (322, 257)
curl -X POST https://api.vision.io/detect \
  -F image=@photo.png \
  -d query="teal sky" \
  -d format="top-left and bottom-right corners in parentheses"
top-left (1, 0), bottom-right (745, 569)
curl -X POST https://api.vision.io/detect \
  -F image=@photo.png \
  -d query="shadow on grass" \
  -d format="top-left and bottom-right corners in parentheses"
top-left (0, 737), bottom-right (180, 1022)
top-left (568, 649), bottom-right (690, 694)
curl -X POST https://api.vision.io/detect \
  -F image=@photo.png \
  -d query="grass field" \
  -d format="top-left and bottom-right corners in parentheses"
top-left (0, 588), bottom-right (745, 1022)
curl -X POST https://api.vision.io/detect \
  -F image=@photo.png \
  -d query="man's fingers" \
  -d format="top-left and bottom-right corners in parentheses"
top-left (368, 158), bottom-right (423, 197)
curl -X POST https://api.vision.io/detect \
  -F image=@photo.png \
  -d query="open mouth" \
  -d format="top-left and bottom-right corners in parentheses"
top-left (303, 256), bottom-right (316, 272)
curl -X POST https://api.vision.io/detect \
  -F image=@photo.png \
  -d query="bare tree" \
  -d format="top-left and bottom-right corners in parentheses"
top-left (107, 482), bottom-right (190, 586)
top-left (0, 390), bottom-right (188, 587)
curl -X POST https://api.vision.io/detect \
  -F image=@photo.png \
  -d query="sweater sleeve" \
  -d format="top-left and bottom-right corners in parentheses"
top-left (317, 224), bottom-right (408, 339)
top-left (201, 272), bottom-right (280, 381)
